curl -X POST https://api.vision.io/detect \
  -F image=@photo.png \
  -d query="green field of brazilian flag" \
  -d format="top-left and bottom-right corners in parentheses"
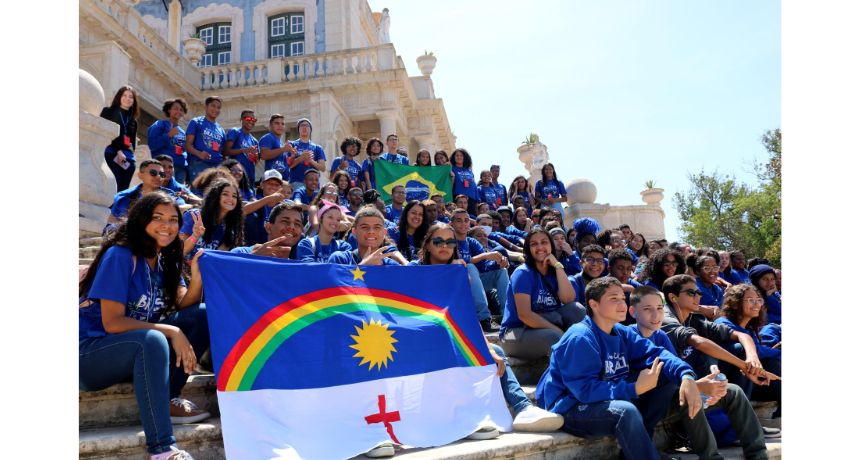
top-left (374, 161), bottom-right (452, 204)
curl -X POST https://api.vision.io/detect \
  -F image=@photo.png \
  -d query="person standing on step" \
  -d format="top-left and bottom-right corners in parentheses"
top-left (259, 114), bottom-right (296, 179)
top-left (101, 85), bottom-right (141, 192)
top-left (330, 136), bottom-right (363, 185)
top-left (105, 159), bottom-right (186, 235)
top-left (147, 98), bottom-right (189, 186)
top-left (379, 134), bottom-right (409, 164)
top-left (287, 118), bottom-right (327, 189)
top-left (80, 192), bottom-right (210, 460)
top-left (185, 96), bottom-right (226, 185)
top-left (223, 109), bottom-right (260, 185)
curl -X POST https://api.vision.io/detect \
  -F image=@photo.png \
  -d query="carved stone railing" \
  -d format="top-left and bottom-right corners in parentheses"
top-left (198, 44), bottom-right (398, 90)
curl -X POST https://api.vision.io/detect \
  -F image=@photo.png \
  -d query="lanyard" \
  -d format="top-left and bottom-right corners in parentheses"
top-left (119, 111), bottom-right (129, 129)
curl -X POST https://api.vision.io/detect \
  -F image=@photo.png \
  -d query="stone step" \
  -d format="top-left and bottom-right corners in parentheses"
top-left (80, 245), bottom-right (101, 258)
top-left (80, 418), bottom-right (781, 460)
top-left (80, 258), bottom-right (94, 266)
top-left (80, 374), bottom-right (218, 429)
top-left (80, 236), bottom-right (104, 248)
top-left (484, 332), bottom-right (549, 386)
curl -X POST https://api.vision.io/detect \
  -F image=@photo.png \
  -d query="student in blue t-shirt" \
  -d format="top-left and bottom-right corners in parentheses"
top-left (509, 176), bottom-right (535, 216)
top-left (628, 286), bottom-right (771, 459)
top-left (750, 264), bottom-right (781, 324)
top-left (727, 250), bottom-right (752, 284)
top-left (450, 148), bottom-right (480, 216)
top-left (155, 155), bottom-right (201, 206)
top-left (79, 192), bottom-right (209, 459)
top-left (388, 200), bottom-right (429, 261)
top-left (569, 244), bottom-right (608, 305)
top-left (180, 178), bottom-right (244, 259)
top-left (295, 200), bottom-right (352, 262)
top-left (535, 277), bottom-right (703, 460)
top-left (330, 136), bottom-right (363, 185)
top-left (232, 200), bottom-right (306, 260)
top-left (331, 170), bottom-right (353, 207)
top-left (361, 137), bottom-right (384, 191)
top-left (490, 164), bottom-right (508, 207)
top-left (286, 118), bottom-right (326, 187)
top-left (379, 134), bottom-right (409, 165)
top-left (693, 254), bottom-right (724, 320)
top-left (477, 170), bottom-right (501, 210)
top-left (259, 114), bottom-right (296, 179)
top-left (224, 110), bottom-right (260, 184)
top-left (101, 85), bottom-right (140, 192)
top-left (241, 169), bottom-right (288, 246)
top-left (291, 169), bottom-right (321, 210)
top-left (548, 227), bottom-right (581, 276)
top-left (607, 248), bottom-right (643, 325)
top-left (185, 96), bottom-right (227, 183)
top-left (534, 163), bottom-right (567, 213)
top-left (106, 159), bottom-right (186, 235)
top-left (327, 207), bottom-right (404, 266)
top-left (415, 149), bottom-right (432, 167)
top-left (715, 284), bottom-right (782, 418)
top-left (499, 228), bottom-right (587, 360)
top-left (221, 158), bottom-right (256, 203)
top-left (642, 247), bottom-right (686, 290)
top-left (147, 98), bottom-right (189, 185)
top-left (385, 185), bottom-right (407, 223)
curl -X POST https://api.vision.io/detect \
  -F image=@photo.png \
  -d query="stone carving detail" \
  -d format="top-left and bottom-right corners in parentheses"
top-left (378, 8), bottom-right (391, 44)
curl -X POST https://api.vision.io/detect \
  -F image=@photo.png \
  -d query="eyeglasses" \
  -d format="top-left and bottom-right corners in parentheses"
top-left (682, 289), bottom-right (704, 297)
top-left (431, 237), bottom-right (457, 248)
top-left (744, 298), bottom-right (765, 306)
top-left (242, 117), bottom-right (257, 123)
top-left (146, 169), bottom-right (166, 178)
top-left (584, 257), bottom-right (604, 265)
top-left (662, 261), bottom-right (679, 267)
top-left (701, 266), bottom-right (720, 273)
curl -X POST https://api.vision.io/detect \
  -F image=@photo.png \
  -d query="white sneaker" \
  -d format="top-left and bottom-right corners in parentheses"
top-left (466, 426), bottom-right (500, 440)
top-left (762, 426), bottom-right (781, 438)
top-left (364, 441), bottom-right (395, 458)
top-left (512, 405), bottom-right (564, 432)
top-left (150, 445), bottom-right (195, 460)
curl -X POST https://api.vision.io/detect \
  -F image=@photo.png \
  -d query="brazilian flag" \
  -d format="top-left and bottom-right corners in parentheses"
top-left (374, 161), bottom-right (452, 204)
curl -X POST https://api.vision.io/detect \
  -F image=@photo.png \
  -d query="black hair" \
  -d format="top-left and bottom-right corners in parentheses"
top-left (608, 248), bottom-right (634, 267)
top-left (109, 85), bottom-right (140, 119)
top-left (645, 248), bottom-right (687, 289)
top-left (239, 109), bottom-right (255, 119)
top-left (661, 274), bottom-right (697, 309)
top-left (199, 178), bottom-right (244, 249)
top-left (139, 159), bottom-right (163, 171)
top-left (396, 200), bottom-right (429, 256)
top-left (220, 158), bottom-right (253, 196)
top-left (434, 150), bottom-right (449, 165)
top-left (340, 136), bottom-right (362, 156)
top-left (584, 277), bottom-right (623, 316)
top-left (581, 244), bottom-right (606, 259)
top-left (451, 148), bottom-right (472, 169)
top-left (204, 96), bottom-right (222, 106)
top-left (540, 162), bottom-right (559, 183)
top-left (154, 154), bottom-right (174, 164)
top-left (419, 223), bottom-right (460, 265)
top-left (748, 257), bottom-right (770, 270)
top-left (366, 138), bottom-right (384, 156)
top-left (267, 201), bottom-right (305, 225)
top-left (80, 192), bottom-right (182, 313)
top-left (630, 233), bottom-right (649, 258)
top-left (161, 97), bottom-right (187, 117)
top-left (523, 227), bottom-right (559, 274)
top-left (693, 254), bottom-right (719, 274)
top-left (415, 149), bottom-right (432, 166)
top-left (630, 285), bottom-right (662, 307)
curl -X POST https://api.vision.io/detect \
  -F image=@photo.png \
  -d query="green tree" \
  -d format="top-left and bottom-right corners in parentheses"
top-left (673, 128), bottom-right (781, 266)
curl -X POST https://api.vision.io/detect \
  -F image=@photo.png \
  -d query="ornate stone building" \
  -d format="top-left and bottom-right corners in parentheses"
top-left (79, 0), bottom-right (456, 233)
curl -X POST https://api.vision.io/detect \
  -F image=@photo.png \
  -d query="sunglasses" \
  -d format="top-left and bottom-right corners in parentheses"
top-left (431, 237), bottom-right (457, 248)
top-left (682, 289), bottom-right (704, 297)
top-left (146, 169), bottom-right (166, 178)
top-left (242, 117), bottom-right (257, 123)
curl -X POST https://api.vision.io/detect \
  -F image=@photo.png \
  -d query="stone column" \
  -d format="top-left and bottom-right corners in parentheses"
top-left (80, 69), bottom-right (118, 236)
top-left (168, 0), bottom-right (182, 51)
top-left (376, 111), bottom-right (398, 140)
top-left (412, 134), bottom-right (435, 163)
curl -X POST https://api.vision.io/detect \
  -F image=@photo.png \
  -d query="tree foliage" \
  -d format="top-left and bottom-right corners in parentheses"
top-left (673, 129), bottom-right (781, 266)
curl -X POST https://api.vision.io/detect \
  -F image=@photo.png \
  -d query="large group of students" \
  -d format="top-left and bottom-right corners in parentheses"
top-left (81, 86), bottom-right (783, 460)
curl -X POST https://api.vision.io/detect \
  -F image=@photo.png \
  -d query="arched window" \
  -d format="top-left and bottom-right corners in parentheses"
top-left (268, 13), bottom-right (305, 57)
top-left (197, 22), bottom-right (232, 66)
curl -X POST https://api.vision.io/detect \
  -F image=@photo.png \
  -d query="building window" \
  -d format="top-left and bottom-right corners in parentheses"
top-left (271, 17), bottom-right (285, 37)
top-left (290, 41), bottom-right (304, 56)
top-left (290, 15), bottom-right (304, 34)
top-left (198, 22), bottom-right (232, 66)
top-left (199, 27), bottom-right (213, 46)
top-left (271, 44), bottom-right (285, 58)
top-left (269, 13), bottom-right (306, 58)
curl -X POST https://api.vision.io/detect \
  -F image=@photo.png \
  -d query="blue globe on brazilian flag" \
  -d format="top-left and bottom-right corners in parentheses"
top-left (375, 161), bottom-right (453, 204)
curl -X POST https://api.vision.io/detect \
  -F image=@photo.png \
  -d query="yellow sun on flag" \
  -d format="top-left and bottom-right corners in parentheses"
top-left (350, 319), bottom-right (398, 371)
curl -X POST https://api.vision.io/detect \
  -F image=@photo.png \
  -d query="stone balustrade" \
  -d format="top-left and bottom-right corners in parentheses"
top-left (199, 44), bottom-right (398, 90)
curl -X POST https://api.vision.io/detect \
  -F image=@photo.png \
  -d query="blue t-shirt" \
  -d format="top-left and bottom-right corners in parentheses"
top-left (764, 291), bottom-right (781, 325)
top-left (330, 156), bottom-right (362, 184)
top-left (501, 264), bottom-right (563, 331)
top-left (559, 253), bottom-right (582, 277)
top-left (163, 177), bottom-right (192, 196)
top-left (452, 166), bottom-right (479, 200)
top-left (513, 190), bottom-right (533, 215)
top-left (147, 119), bottom-right (187, 167)
top-left (291, 186), bottom-right (318, 205)
top-left (379, 152), bottom-right (409, 165)
top-left (478, 184), bottom-right (501, 210)
top-left (569, 273), bottom-right (588, 307)
top-left (79, 246), bottom-right (183, 340)
top-left (185, 116), bottom-right (226, 165)
top-left (295, 235), bottom-right (353, 263)
top-left (630, 324), bottom-right (679, 357)
top-left (534, 179), bottom-right (566, 202)
top-left (225, 128), bottom-right (259, 183)
top-left (110, 185), bottom-right (185, 219)
top-left (724, 268), bottom-right (751, 285)
top-left (361, 158), bottom-right (377, 190)
top-left (180, 210), bottom-right (226, 258)
top-left (287, 139), bottom-right (326, 184)
top-left (327, 249), bottom-right (401, 266)
top-left (385, 204), bottom-right (404, 224)
top-left (474, 240), bottom-right (508, 273)
top-left (387, 228), bottom-right (418, 261)
top-left (455, 237), bottom-right (485, 264)
top-left (714, 317), bottom-right (781, 361)
top-left (493, 183), bottom-right (508, 207)
top-left (696, 278), bottom-right (724, 307)
top-left (260, 132), bottom-right (289, 178)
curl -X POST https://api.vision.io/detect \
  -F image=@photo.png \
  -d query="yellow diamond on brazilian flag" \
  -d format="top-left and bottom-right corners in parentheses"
top-left (375, 161), bottom-right (453, 204)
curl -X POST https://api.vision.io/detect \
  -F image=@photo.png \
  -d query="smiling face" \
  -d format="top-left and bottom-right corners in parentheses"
top-left (741, 287), bottom-right (764, 321)
top-left (731, 252), bottom-right (746, 271)
top-left (417, 150), bottom-right (431, 166)
top-left (528, 232), bottom-right (553, 264)
top-left (262, 178), bottom-right (283, 197)
top-left (241, 112), bottom-right (256, 131)
top-left (452, 151), bottom-right (464, 167)
top-left (158, 160), bottom-right (175, 183)
top-left (220, 186), bottom-right (239, 211)
top-left (146, 204), bottom-right (180, 250)
top-left (266, 209), bottom-right (303, 247)
top-left (205, 100), bottom-right (221, 119)
top-left (304, 172), bottom-right (320, 192)
top-left (661, 255), bottom-right (679, 277)
top-left (392, 186), bottom-right (406, 205)
top-left (346, 143), bottom-right (358, 157)
top-left (353, 215), bottom-right (386, 250)
top-left (631, 294), bottom-right (666, 335)
top-left (120, 90), bottom-right (135, 110)
top-left (590, 285), bottom-right (628, 325)
top-left (168, 101), bottom-right (185, 121)
top-left (697, 256), bottom-right (719, 285)
top-left (336, 174), bottom-right (351, 192)
top-left (450, 213), bottom-right (470, 238)
top-left (139, 164), bottom-right (165, 190)
top-left (320, 208), bottom-right (343, 235)
top-left (630, 234), bottom-right (644, 251)
top-left (480, 171), bottom-right (492, 185)
top-left (320, 185), bottom-right (339, 203)
top-left (434, 152), bottom-right (448, 165)
top-left (472, 227), bottom-right (489, 248)
top-left (672, 281), bottom-right (701, 313)
top-left (406, 204), bottom-right (424, 230)
top-left (582, 251), bottom-right (606, 278)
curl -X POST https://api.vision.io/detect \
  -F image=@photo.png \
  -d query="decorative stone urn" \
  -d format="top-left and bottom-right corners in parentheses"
top-left (79, 69), bottom-right (105, 115)
top-left (516, 134), bottom-right (548, 186)
top-left (566, 178), bottom-right (597, 204)
top-left (416, 53), bottom-right (437, 77)
top-left (183, 37), bottom-right (207, 66)
top-left (640, 187), bottom-right (665, 205)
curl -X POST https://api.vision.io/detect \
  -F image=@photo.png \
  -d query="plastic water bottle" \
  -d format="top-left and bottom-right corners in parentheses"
top-left (701, 364), bottom-right (727, 409)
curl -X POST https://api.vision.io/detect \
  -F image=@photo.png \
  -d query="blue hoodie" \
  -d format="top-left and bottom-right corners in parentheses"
top-left (536, 316), bottom-right (695, 415)
top-left (714, 317), bottom-right (781, 360)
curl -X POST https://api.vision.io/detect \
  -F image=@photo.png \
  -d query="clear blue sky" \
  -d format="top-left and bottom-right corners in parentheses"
top-left (368, 0), bottom-right (781, 241)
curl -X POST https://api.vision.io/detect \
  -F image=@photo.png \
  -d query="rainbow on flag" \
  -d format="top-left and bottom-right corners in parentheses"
top-left (199, 251), bottom-right (512, 459)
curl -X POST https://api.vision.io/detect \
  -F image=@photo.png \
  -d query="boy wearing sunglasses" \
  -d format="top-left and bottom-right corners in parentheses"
top-left (104, 159), bottom-right (186, 233)
top-left (224, 110), bottom-right (261, 184)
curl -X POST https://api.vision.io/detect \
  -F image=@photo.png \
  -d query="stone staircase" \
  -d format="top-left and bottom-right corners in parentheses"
top-left (80, 235), bottom-right (103, 266)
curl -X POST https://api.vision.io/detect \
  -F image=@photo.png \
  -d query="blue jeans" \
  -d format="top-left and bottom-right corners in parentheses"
top-left (560, 377), bottom-right (676, 460)
top-left (79, 304), bottom-right (209, 454)
top-left (466, 263), bottom-right (492, 321)
top-left (104, 147), bottom-right (136, 192)
top-left (173, 158), bottom-right (189, 186)
top-left (187, 159), bottom-right (216, 190)
top-left (489, 344), bottom-right (531, 416)
top-left (479, 268), bottom-right (510, 312)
